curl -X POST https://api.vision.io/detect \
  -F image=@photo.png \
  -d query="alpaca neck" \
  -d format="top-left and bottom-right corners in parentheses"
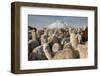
top-left (43, 49), bottom-right (52, 60)
top-left (43, 44), bottom-right (53, 60)
top-left (70, 34), bottom-right (79, 49)
top-left (32, 31), bottom-right (37, 41)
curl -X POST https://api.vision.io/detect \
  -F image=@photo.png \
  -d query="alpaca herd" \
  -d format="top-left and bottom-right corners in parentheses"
top-left (28, 26), bottom-right (88, 60)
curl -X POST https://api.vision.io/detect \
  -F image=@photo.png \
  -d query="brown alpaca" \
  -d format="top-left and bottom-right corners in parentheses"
top-left (29, 45), bottom-right (48, 60)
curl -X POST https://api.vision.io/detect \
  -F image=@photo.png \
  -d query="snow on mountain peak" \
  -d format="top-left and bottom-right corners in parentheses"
top-left (47, 20), bottom-right (68, 29)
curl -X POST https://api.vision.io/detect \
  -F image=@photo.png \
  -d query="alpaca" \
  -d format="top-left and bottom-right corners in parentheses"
top-left (28, 28), bottom-right (40, 53)
top-left (28, 39), bottom-right (40, 53)
top-left (70, 29), bottom-right (88, 58)
top-left (40, 34), bottom-right (48, 45)
top-left (77, 32), bottom-right (82, 44)
top-left (81, 27), bottom-right (88, 42)
top-left (43, 43), bottom-right (79, 60)
top-left (52, 43), bottom-right (61, 53)
top-left (58, 29), bottom-right (65, 39)
top-left (29, 34), bottom-right (49, 60)
top-left (70, 29), bottom-right (79, 49)
top-left (29, 45), bottom-right (48, 60)
top-left (31, 28), bottom-right (37, 40)
top-left (48, 33), bottom-right (59, 47)
top-left (77, 27), bottom-right (88, 43)
top-left (63, 43), bottom-right (80, 59)
top-left (61, 37), bottom-right (70, 46)
top-left (77, 44), bottom-right (88, 58)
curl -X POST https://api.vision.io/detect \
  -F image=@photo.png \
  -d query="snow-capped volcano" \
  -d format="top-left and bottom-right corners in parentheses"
top-left (47, 20), bottom-right (68, 29)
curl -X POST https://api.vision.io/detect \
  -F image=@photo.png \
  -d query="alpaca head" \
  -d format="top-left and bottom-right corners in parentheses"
top-left (63, 43), bottom-right (72, 50)
top-left (58, 29), bottom-right (65, 38)
top-left (61, 38), bottom-right (70, 46)
top-left (52, 43), bottom-right (61, 53)
top-left (48, 33), bottom-right (58, 44)
top-left (69, 28), bottom-right (77, 35)
top-left (48, 30), bottom-right (53, 37)
top-left (40, 34), bottom-right (48, 45)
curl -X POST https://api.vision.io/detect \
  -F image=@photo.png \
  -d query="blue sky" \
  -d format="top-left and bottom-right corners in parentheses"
top-left (28, 15), bottom-right (88, 28)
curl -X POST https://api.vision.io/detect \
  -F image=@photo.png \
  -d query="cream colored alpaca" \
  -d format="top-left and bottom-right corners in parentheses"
top-left (43, 43), bottom-right (79, 60)
top-left (77, 44), bottom-right (88, 58)
top-left (70, 30), bottom-right (79, 49)
top-left (70, 30), bottom-right (88, 58)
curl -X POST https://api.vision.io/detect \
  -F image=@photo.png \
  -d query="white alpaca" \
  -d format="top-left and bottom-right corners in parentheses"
top-left (52, 43), bottom-right (61, 53)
